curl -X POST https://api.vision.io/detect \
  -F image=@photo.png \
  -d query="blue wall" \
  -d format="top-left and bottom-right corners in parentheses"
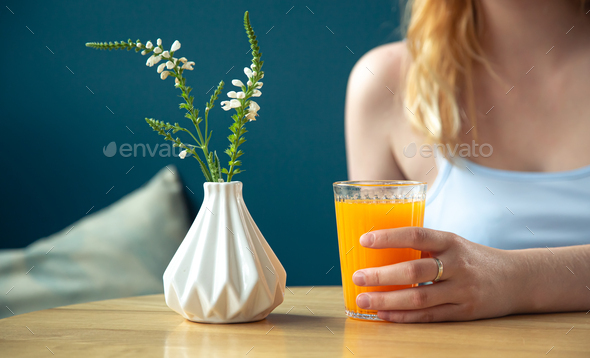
top-left (0, 0), bottom-right (402, 285)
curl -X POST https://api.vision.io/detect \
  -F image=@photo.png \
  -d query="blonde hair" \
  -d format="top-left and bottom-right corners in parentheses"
top-left (403, 0), bottom-right (588, 146)
top-left (404, 0), bottom-right (488, 146)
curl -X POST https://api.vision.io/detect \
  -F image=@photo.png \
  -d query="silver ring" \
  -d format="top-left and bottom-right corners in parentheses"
top-left (433, 257), bottom-right (444, 282)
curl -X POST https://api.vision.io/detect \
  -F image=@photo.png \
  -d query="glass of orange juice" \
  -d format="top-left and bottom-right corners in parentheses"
top-left (333, 181), bottom-right (427, 321)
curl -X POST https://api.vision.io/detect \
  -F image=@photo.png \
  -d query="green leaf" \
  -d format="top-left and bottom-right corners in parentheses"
top-left (194, 155), bottom-right (213, 182)
top-left (214, 151), bottom-right (223, 181)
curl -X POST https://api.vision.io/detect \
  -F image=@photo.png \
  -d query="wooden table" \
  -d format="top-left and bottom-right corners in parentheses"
top-left (1, 286), bottom-right (588, 357)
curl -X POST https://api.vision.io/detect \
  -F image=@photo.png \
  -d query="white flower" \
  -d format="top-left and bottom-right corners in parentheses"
top-left (166, 61), bottom-right (175, 69)
top-left (136, 42), bottom-right (142, 48)
top-left (146, 55), bottom-right (162, 67)
top-left (175, 77), bottom-right (180, 84)
top-left (227, 91), bottom-right (245, 99)
top-left (252, 89), bottom-right (262, 97)
top-left (179, 57), bottom-right (187, 63)
top-left (157, 38), bottom-right (162, 46)
top-left (256, 82), bottom-right (263, 89)
top-left (247, 80), bottom-right (252, 86)
top-left (171, 40), bottom-right (181, 52)
top-left (232, 79), bottom-right (244, 87)
top-left (181, 61), bottom-right (195, 70)
top-left (220, 99), bottom-right (240, 111)
top-left (250, 63), bottom-right (256, 70)
top-left (161, 71), bottom-right (170, 80)
top-left (157, 63), bottom-right (166, 73)
top-left (141, 50), bottom-right (147, 55)
top-left (153, 47), bottom-right (162, 54)
top-left (162, 50), bottom-right (170, 58)
top-left (221, 101), bottom-right (231, 111)
top-left (246, 100), bottom-right (260, 121)
top-left (244, 67), bottom-right (253, 78)
top-left (249, 100), bottom-right (260, 112)
top-left (179, 149), bottom-right (187, 159)
top-left (146, 41), bottom-right (153, 49)
top-left (253, 71), bottom-right (257, 76)
top-left (260, 73), bottom-right (264, 79)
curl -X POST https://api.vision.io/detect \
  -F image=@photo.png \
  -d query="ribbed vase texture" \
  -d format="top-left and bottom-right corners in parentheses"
top-left (163, 181), bottom-right (286, 323)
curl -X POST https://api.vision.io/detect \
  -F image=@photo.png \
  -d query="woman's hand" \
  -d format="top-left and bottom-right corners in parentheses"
top-left (352, 227), bottom-right (530, 323)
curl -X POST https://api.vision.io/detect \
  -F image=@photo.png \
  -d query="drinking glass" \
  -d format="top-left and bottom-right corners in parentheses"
top-left (333, 181), bottom-right (427, 320)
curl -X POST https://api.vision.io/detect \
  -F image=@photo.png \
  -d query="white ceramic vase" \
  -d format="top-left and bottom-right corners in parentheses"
top-left (163, 181), bottom-right (286, 323)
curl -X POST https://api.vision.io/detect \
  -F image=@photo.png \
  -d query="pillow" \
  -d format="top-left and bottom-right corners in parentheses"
top-left (0, 166), bottom-right (190, 319)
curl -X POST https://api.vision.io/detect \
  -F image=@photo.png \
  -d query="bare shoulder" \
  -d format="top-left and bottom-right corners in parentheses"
top-left (346, 41), bottom-right (408, 116)
top-left (345, 41), bottom-right (436, 183)
top-left (345, 41), bottom-right (410, 181)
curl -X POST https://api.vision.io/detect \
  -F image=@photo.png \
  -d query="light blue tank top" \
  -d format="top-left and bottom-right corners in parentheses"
top-left (423, 157), bottom-right (590, 250)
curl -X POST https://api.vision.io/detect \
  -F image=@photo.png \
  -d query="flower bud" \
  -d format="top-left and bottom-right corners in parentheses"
top-left (171, 40), bottom-right (181, 52)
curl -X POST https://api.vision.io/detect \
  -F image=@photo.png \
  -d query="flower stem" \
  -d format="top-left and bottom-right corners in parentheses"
top-left (225, 11), bottom-right (264, 182)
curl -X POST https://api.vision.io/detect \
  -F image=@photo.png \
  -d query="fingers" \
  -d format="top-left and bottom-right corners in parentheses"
top-left (356, 282), bottom-right (453, 311)
top-left (353, 258), bottom-right (443, 286)
top-left (360, 227), bottom-right (455, 252)
top-left (377, 303), bottom-right (466, 323)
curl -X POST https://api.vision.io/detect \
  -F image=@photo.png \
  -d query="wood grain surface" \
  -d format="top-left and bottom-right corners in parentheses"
top-left (1, 286), bottom-right (588, 357)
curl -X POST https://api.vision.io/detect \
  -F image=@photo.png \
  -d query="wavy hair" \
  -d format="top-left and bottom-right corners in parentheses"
top-left (402, 0), bottom-right (587, 146)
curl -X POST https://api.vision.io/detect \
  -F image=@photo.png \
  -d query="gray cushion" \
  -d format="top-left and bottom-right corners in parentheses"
top-left (0, 166), bottom-right (190, 319)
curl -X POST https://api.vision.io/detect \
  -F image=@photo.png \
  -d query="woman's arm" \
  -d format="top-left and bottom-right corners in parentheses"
top-left (345, 44), bottom-right (406, 181)
top-left (517, 245), bottom-right (590, 313)
top-left (352, 227), bottom-right (590, 322)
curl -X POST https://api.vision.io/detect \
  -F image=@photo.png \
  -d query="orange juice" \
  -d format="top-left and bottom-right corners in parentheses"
top-left (335, 199), bottom-right (425, 319)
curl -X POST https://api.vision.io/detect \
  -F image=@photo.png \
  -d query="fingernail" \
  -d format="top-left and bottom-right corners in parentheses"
top-left (352, 271), bottom-right (366, 286)
top-left (357, 293), bottom-right (371, 309)
top-left (360, 233), bottom-right (374, 247)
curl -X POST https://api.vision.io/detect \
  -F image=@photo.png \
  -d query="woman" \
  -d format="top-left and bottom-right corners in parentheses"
top-left (345, 0), bottom-right (590, 322)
